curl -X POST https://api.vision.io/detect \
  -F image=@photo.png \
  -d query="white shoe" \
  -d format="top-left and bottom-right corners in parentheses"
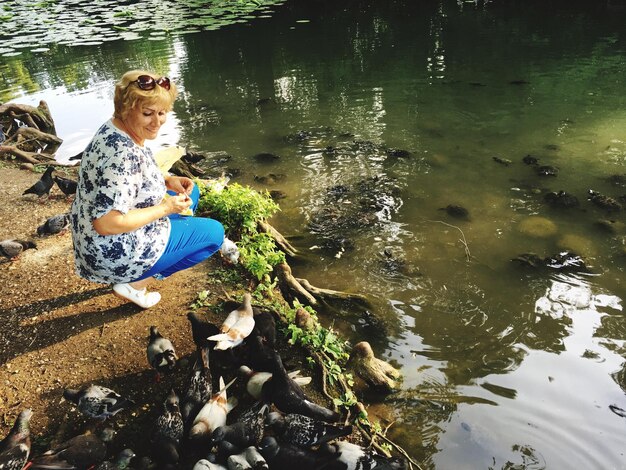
top-left (113, 283), bottom-right (161, 309)
top-left (220, 238), bottom-right (240, 264)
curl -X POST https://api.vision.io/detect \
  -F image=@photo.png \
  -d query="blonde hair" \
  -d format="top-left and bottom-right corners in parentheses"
top-left (113, 70), bottom-right (178, 120)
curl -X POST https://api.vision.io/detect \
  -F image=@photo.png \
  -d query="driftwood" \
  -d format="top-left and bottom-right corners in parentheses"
top-left (296, 277), bottom-right (370, 309)
top-left (170, 157), bottom-right (205, 179)
top-left (0, 100), bottom-right (61, 164)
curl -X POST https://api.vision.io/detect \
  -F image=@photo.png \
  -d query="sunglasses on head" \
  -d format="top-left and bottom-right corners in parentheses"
top-left (132, 75), bottom-right (171, 91)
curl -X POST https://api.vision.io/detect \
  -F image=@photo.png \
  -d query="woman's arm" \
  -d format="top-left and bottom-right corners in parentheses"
top-left (92, 194), bottom-right (191, 235)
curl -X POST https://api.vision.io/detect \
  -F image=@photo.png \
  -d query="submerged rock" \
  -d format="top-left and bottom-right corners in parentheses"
top-left (492, 156), bottom-right (512, 166)
top-left (522, 154), bottom-right (539, 165)
top-left (544, 190), bottom-right (579, 209)
top-left (606, 173), bottom-right (626, 188)
top-left (512, 251), bottom-right (589, 273)
top-left (254, 173), bottom-right (286, 185)
top-left (536, 165), bottom-right (559, 177)
top-left (593, 219), bottom-right (624, 234)
top-left (518, 216), bottom-right (558, 238)
top-left (588, 190), bottom-right (622, 212)
top-left (557, 234), bottom-right (595, 258)
top-left (253, 152), bottom-right (281, 163)
top-left (438, 204), bottom-right (470, 220)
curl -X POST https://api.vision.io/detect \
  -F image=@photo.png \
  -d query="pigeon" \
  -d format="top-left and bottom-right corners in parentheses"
top-left (256, 436), bottom-right (339, 470)
top-left (95, 448), bottom-right (136, 470)
top-left (0, 409), bottom-right (32, 470)
top-left (227, 446), bottom-right (268, 470)
top-left (22, 166), bottom-right (55, 199)
top-left (68, 151), bottom-right (83, 161)
top-left (250, 307), bottom-right (276, 348)
top-left (244, 334), bottom-right (276, 372)
top-left (28, 432), bottom-right (107, 470)
top-left (187, 312), bottom-right (220, 350)
top-left (53, 174), bottom-right (78, 199)
top-left (189, 376), bottom-right (238, 442)
top-left (36, 213), bottom-right (71, 236)
top-left (258, 350), bottom-right (340, 422)
top-left (0, 123), bottom-right (5, 145)
top-left (192, 459), bottom-right (227, 470)
top-left (208, 293), bottom-right (255, 350)
top-left (151, 389), bottom-right (184, 467)
top-left (182, 346), bottom-right (213, 428)
top-left (63, 384), bottom-right (135, 420)
top-left (237, 365), bottom-right (311, 401)
top-left (320, 441), bottom-right (408, 470)
top-left (0, 239), bottom-right (37, 261)
top-left (147, 325), bottom-right (178, 380)
top-left (265, 411), bottom-right (353, 448)
top-left (219, 238), bottom-right (240, 264)
top-left (208, 402), bottom-right (269, 449)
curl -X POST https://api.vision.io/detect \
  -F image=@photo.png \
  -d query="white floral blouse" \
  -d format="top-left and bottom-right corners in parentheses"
top-left (70, 120), bottom-right (170, 284)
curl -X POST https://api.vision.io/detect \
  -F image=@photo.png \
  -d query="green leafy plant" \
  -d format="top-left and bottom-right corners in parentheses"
top-left (197, 180), bottom-right (284, 282)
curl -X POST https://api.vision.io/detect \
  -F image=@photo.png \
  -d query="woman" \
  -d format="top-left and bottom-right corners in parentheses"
top-left (71, 70), bottom-right (232, 308)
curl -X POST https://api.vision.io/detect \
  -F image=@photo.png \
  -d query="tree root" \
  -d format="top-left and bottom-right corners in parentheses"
top-left (258, 220), bottom-right (298, 258)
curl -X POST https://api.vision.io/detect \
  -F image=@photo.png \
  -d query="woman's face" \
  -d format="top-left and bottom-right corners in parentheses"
top-left (124, 102), bottom-right (167, 144)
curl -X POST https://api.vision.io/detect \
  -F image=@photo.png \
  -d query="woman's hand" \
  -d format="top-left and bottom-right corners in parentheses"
top-left (162, 193), bottom-right (193, 215)
top-left (165, 175), bottom-right (194, 195)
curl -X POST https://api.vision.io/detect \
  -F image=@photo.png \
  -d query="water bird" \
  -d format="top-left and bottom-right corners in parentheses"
top-left (208, 293), bottom-right (254, 350)
top-left (147, 326), bottom-right (177, 381)
top-left (265, 411), bottom-right (353, 447)
top-left (320, 440), bottom-right (407, 469)
top-left (151, 389), bottom-right (184, 467)
top-left (36, 213), bottom-right (71, 236)
top-left (182, 346), bottom-right (213, 428)
top-left (22, 166), bottom-right (55, 200)
top-left (27, 432), bottom-right (107, 470)
top-left (189, 376), bottom-right (238, 442)
top-left (250, 307), bottom-right (276, 348)
top-left (53, 174), bottom-right (78, 199)
top-left (257, 436), bottom-right (339, 470)
top-left (208, 402), bottom-right (269, 449)
top-left (63, 384), bottom-right (135, 420)
top-left (0, 239), bottom-right (37, 260)
top-left (346, 341), bottom-right (401, 393)
top-left (0, 409), bottom-right (32, 470)
top-left (95, 448), bottom-right (135, 470)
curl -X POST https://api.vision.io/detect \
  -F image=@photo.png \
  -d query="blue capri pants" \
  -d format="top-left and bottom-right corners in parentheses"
top-left (134, 184), bottom-right (224, 281)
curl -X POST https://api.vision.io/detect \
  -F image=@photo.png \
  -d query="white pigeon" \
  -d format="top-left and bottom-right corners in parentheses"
top-left (237, 365), bottom-right (311, 400)
top-left (192, 459), bottom-right (227, 470)
top-left (207, 293), bottom-right (254, 350)
top-left (188, 376), bottom-right (238, 442)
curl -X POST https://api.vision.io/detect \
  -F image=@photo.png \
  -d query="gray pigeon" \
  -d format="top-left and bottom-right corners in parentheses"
top-left (0, 409), bottom-right (32, 470)
top-left (208, 401), bottom-right (269, 448)
top-left (152, 389), bottom-right (184, 467)
top-left (22, 166), bottom-right (55, 199)
top-left (53, 174), bottom-right (77, 198)
top-left (28, 432), bottom-right (107, 470)
top-left (0, 123), bottom-right (5, 145)
top-left (147, 326), bottom-right (178, 380)
top-left (265, 411), bottom-right (352, 447)
top-left (37, 213), bottom-right (71, 236)
top-left (0, 239), bottom-right (37, 260)
top-left (95, 448), bottom-right (136, 470)
top-left (182, 346), bottom-right (212, 428)
top-left (63, 384), bottom-right (135, 420)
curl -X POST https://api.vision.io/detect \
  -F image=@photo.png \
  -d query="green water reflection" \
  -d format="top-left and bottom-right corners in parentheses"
top-left (2, 0), bottom-right (626, 468)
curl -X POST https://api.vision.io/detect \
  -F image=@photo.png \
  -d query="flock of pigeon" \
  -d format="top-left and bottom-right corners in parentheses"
top-left (0, 165), bottom-right (75, 261)
top-left (0, 293), bottom-right (408, 470)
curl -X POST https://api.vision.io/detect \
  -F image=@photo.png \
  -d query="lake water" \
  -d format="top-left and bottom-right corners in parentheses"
top-left (2, 0), bottom-right (626, 468)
